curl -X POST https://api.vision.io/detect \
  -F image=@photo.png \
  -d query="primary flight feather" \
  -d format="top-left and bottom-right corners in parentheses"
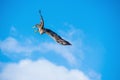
top-left (33, 10), bottom-right (71, 45)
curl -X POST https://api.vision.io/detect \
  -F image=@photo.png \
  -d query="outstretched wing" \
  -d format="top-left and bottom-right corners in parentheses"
top-left (45, 28), bottom-right (71, 45)
top-left (38, 10), bottom-right (44, 29)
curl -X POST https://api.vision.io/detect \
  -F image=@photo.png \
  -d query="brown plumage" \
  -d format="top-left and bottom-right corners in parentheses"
top-left (33, 10), bottom-right (71, 45)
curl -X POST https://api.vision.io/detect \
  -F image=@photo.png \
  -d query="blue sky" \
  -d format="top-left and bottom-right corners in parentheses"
top-left (0, 0), bottom-right (120, 80)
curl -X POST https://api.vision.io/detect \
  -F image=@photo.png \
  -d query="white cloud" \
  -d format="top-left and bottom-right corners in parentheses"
top-left (0, 26), bottom-right (102, 80)
top-left (0, 59), bottom-right (89, 80)
top-left (0, 25), bottom-right (85, 65)
top-left (42, 42), bottom-right (77, 65)
top-left (0, 36), bottom-right (77, 64)
top-left (0, 37), bottom-right (41, 54)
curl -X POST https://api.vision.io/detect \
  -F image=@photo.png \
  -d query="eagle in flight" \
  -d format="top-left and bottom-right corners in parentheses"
top-left (33, 10), bottom-right (71, 45)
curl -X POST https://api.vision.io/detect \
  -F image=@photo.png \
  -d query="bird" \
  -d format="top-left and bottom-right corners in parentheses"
top-left (33, 10), bottom-right (71, 45)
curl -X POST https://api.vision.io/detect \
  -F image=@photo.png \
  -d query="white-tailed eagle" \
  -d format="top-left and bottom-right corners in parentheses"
top-left (33, 10), bottom-right (71, 45)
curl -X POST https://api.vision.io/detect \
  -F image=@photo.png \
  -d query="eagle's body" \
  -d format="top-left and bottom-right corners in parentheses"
top-left (33, 10), bottom-right (71, 45)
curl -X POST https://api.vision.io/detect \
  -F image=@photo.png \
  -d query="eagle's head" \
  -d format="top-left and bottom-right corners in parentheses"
top-left (32, 24), bottom-right (45, 34)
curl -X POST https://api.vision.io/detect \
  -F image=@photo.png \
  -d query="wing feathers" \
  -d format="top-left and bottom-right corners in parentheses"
top-left (45, 29), bottom-right (71, 45)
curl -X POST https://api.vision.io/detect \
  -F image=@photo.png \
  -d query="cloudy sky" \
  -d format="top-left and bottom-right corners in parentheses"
top-left (0, 0), bottom-right (120, 80)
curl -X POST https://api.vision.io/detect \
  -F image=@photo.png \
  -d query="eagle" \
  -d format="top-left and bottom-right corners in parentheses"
top-left (33, 10), bottom-right (71, 45)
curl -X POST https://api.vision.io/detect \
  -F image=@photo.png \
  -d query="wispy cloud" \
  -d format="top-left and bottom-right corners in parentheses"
top-left (42, 42), bottom-right (77, 65)
top-left (0, 36), bottom-right (77, 64)
top-left (0, 37), bottom-right (41, 56)
top-left (0, 59), bottom-right (90, 80)
top-left (0, 25), bottom-right (102, 80)
top-left (0, 25), bottom-right (85, 65)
